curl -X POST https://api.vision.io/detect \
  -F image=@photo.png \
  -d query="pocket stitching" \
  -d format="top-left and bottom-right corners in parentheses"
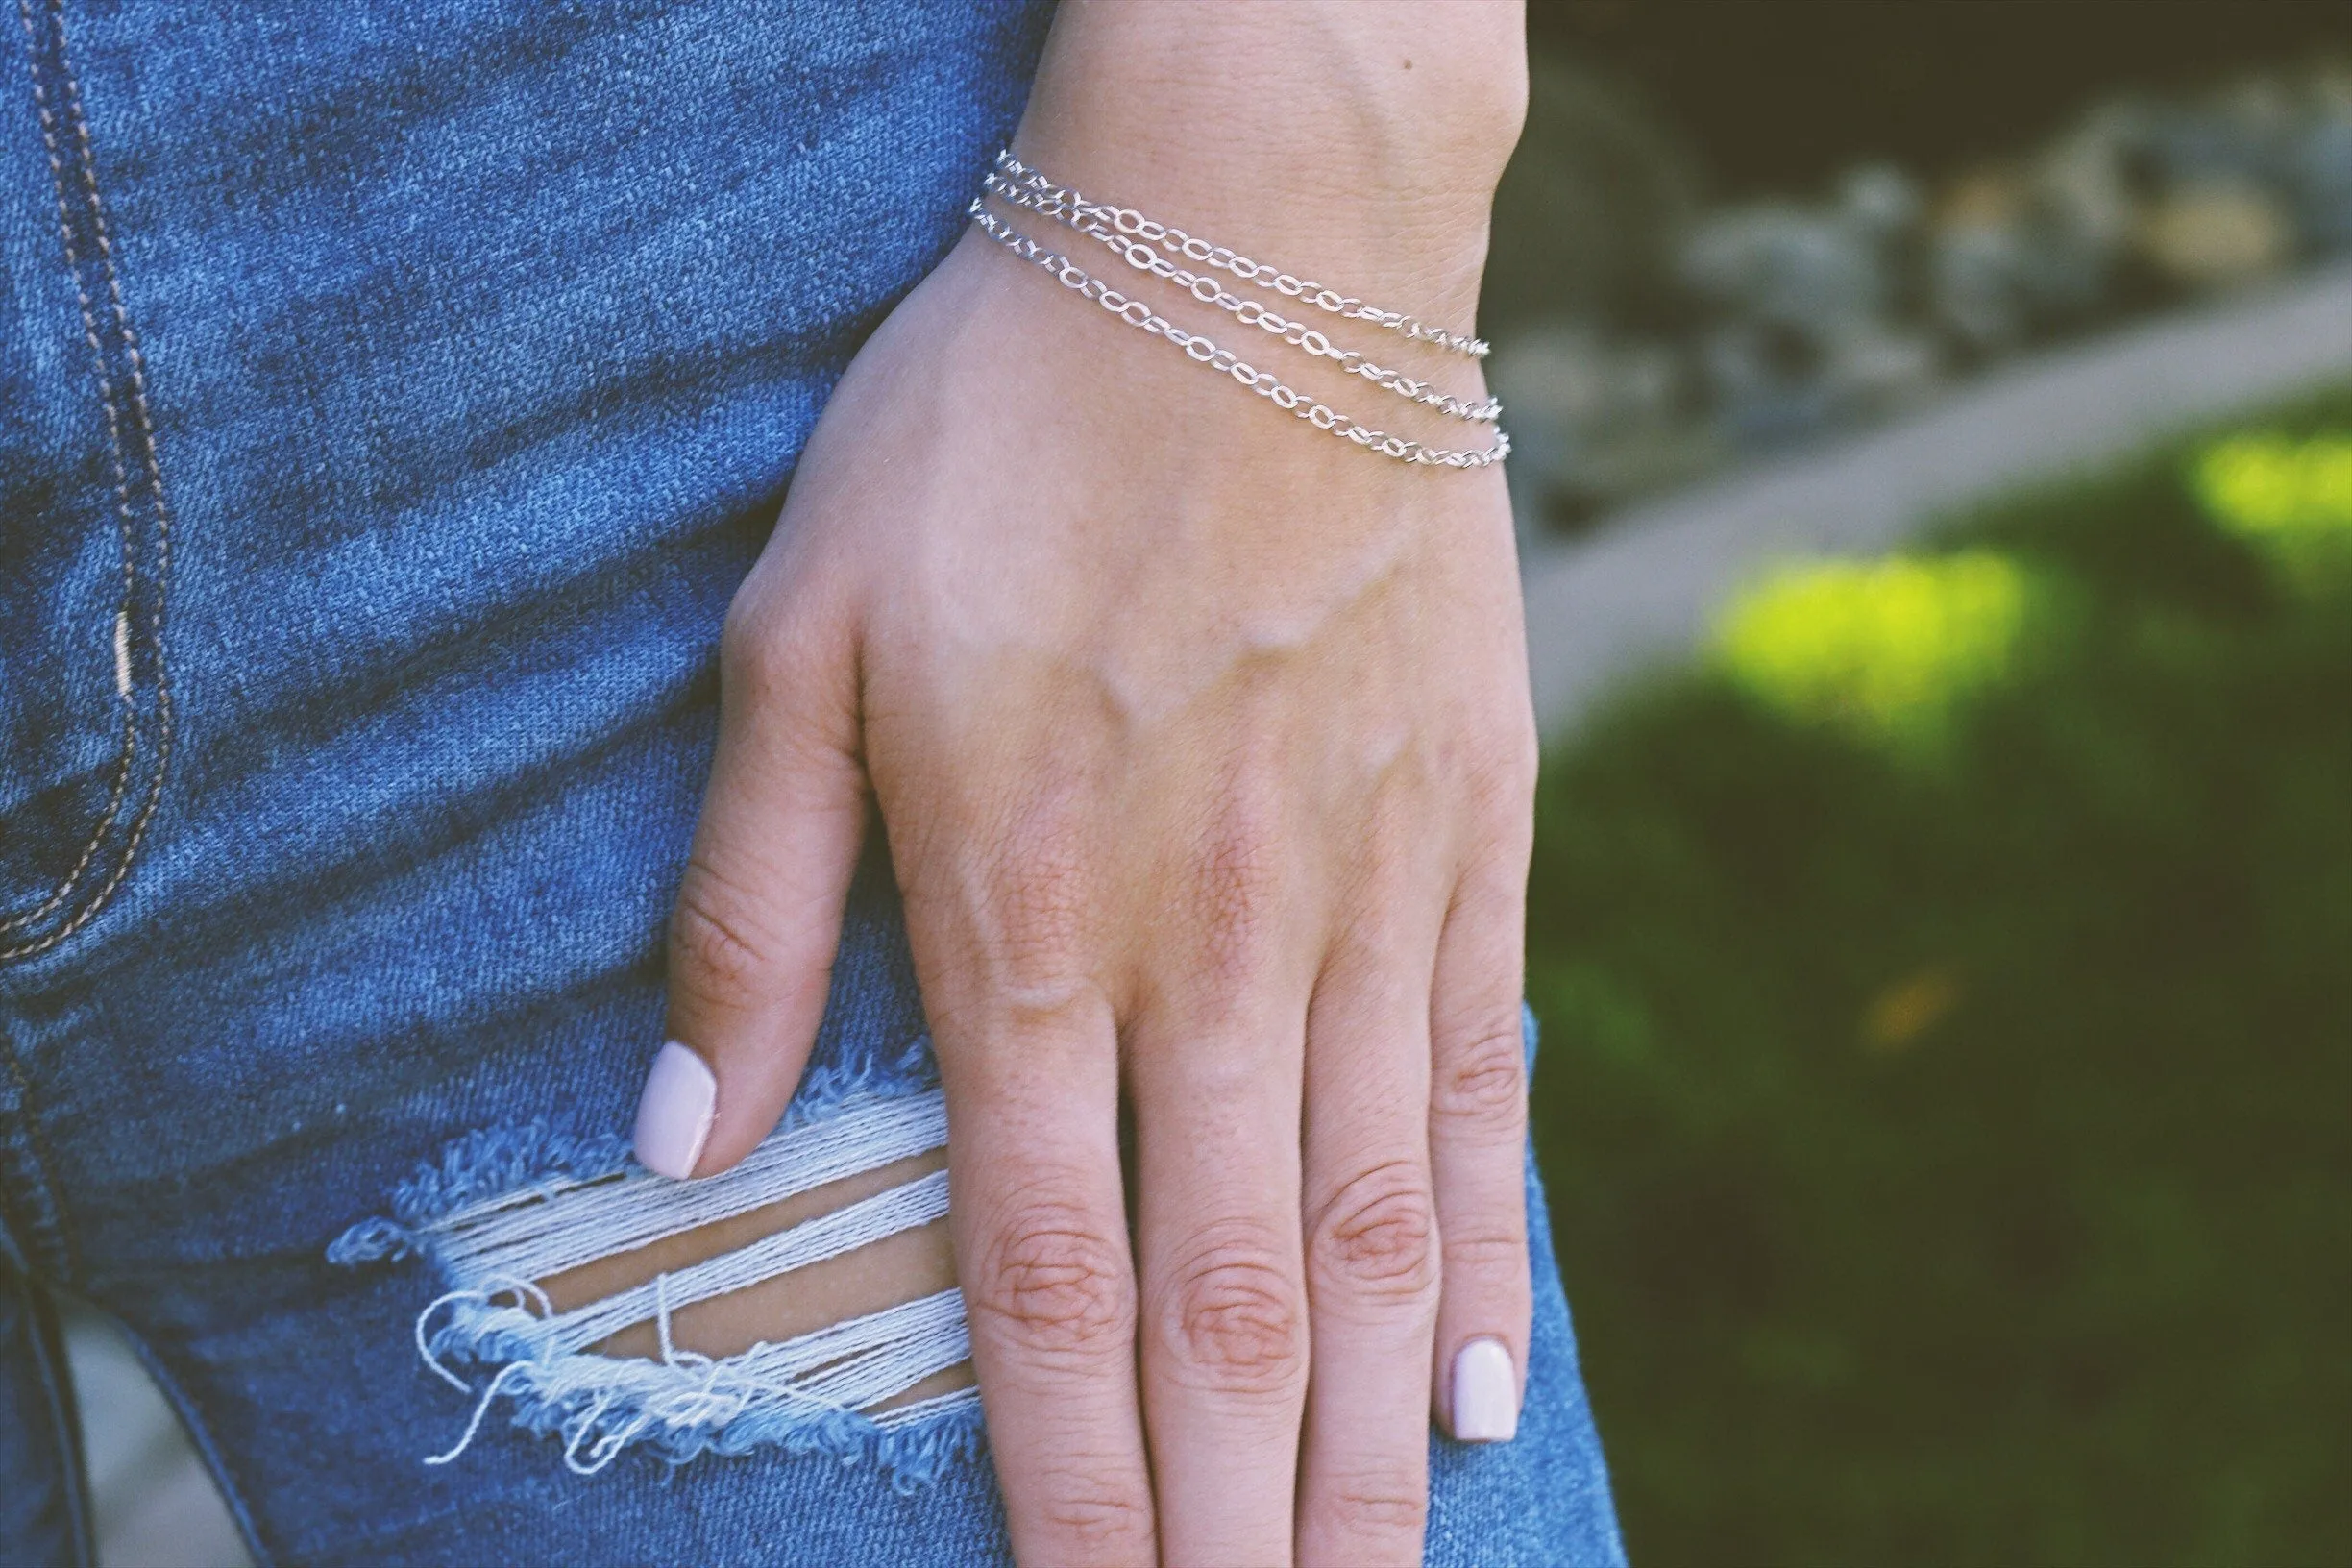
top-left (0, 0), bottom-right (174, 963)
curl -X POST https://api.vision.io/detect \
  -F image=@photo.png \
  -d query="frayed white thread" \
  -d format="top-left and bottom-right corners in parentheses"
top-left (653, 1270), bottom-right (678, 1366)
top-left (538, 1169), bottom-right (951, 1354)
top-left (404, 1089), bottom-right (977, 1476)
top-left (874, 1385), bottom-right (983, 1431)
top-left (419, 1291), bottom-right (966, 1468)
top-left (434, 1091), bottom-right (949, 1284)
top-left (425, 1360), bottom-right (532, 1466)
top-left (415, 1275), bottom-right (551, 1391)
top-left (727, 1288), bottom-right (973, 1409)
top-left (416, 1289), bottom-right (478, 1392)
top-left (563, 1391), bottom-right (651, 1476)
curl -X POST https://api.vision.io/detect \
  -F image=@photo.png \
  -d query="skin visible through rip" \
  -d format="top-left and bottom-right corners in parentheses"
top-left (538, 1147), bottom-right (973, 1411)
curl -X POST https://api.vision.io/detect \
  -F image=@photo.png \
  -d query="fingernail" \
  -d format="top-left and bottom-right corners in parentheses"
top-left (633, 1041), bottom-right (716, 1180)
top-left (1451, 1336), bottom-right (1519, 1443)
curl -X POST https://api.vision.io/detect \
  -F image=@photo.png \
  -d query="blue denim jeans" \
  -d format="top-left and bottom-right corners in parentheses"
top-left (0, 3), bottom-right (1625, 1562)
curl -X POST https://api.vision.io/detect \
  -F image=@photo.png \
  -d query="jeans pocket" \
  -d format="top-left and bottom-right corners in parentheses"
top-left (0, 0), bottom-right (176, 964)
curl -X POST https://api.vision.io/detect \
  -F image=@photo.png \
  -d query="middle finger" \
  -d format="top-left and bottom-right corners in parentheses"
top-left (1129, 961), bottom-right (1313, 1566)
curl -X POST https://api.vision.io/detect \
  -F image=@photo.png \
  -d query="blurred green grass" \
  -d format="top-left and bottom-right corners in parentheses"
top-left (1527, 390), bottom-right (2352, 1564)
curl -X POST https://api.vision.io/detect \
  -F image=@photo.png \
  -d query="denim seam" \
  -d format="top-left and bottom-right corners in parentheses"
top-left (0, 0), bottom-right (175, 964)
top-left (115, 1318), bottom-right (277, 1568)
top-left (0, 1022), bottom-right (73, 1281)
top-left (1, 0), bottom-right (133, 937)
top-left (15, 1276), bottom-right (97, 1568)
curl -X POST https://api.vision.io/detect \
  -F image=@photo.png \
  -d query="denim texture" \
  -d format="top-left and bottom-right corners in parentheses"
top-left (0, 2), bottom-right (1624, 1562)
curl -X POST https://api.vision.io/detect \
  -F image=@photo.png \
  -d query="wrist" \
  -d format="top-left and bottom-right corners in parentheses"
top-left (1010, 1), bottom-right (1525, 321)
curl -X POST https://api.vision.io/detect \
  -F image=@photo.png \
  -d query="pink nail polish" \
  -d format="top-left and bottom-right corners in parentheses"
top-left (633, 1041), bottom-right (716, 1180)
top-left (1452, 1336), bottom-right (1520, 1442)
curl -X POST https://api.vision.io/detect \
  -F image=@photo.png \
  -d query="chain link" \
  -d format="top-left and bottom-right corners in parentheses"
top-left (991, 151), bottom-right (1491, 359)
top-left (982, 173), bottom-right (1501, 424)
top-left (967, 203), bottom-right (1509, 472)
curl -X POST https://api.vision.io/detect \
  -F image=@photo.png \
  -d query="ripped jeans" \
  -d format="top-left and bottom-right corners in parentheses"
top-left (0, 1), bottom-right (1625, 1562)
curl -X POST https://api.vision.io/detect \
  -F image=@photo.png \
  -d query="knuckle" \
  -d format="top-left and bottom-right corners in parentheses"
top-left (1180, 786), bottom-right (1290, 988)
top-left (1462, 732), bottom-right (1539, 845)
top-left (987, 869), bottom-right (1090, 989)
top-left (967, 1193), bottom-right (1134, 1364)
top-left (717, 597), bottom-right (796, 698)
top-left (1471, 701), bottom-right (1540, 791)
top-left (1492, 722), bottom-right (1541, 800)
top-left (1037, 1478), bottom-right (1155, 1554)
top-left (667, 861), bottom-right (781, 1014)
top-left (1443, 1223), bottom-right (1531, 1277)
top-left (1435, 1018), bottom-right (1529, 1133)
top-left (1309, 1162), bottom-right (1438, 1304)
top-left (980, 796), bottom-right (1097, 991)
top-left (1153, 1227), bottom-right (1307, 1394)
top-left (1311, 1466), bottom-right (1430, 1544)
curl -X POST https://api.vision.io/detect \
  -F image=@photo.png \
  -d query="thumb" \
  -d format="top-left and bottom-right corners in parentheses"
top-left (636, 587), bottom-right (866, 1180)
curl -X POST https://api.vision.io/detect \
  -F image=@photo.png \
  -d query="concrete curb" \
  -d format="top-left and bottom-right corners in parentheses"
top-left (1520, 259), bottom-right (2352, 733)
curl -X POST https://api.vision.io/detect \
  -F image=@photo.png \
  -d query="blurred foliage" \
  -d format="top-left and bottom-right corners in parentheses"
top-left (2195, 433), bottom-right (2352, 593)
top-left (1716, 552), bottom-right (2039, 755)
top-left (1527, 389), bottom-right (2352, 1563)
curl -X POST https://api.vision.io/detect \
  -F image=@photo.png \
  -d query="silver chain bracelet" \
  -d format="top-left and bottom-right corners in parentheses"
top-left (991, 152), bottom-right (1491, 360)
top-left (967, 202), bottom-right (1510, 472)
top-left (981, 172), bottom-right (1501, 425)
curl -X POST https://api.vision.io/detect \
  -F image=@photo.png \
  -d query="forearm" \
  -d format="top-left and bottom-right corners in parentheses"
top-left (1011, 0), bottom-right (1528, 318)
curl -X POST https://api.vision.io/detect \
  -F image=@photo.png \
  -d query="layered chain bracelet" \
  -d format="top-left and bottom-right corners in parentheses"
top-left (968, 150), bottom-right (1508, 472)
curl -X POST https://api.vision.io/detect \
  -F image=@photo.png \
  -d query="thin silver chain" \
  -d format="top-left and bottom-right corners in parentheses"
top-left (982, 172), bottom-right (1501, 424)
top-left (992, 152), bottom-right (1491, 359)
top-left (967, 202), bottom-right (1510, 471)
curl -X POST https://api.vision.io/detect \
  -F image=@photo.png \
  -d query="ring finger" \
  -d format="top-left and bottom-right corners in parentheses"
top-left (1293, 906), bottom-right (1445, 1567)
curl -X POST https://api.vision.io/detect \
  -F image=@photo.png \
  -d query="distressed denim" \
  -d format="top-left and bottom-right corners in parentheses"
top-left (0, 2), bottom-right (1625, 1563)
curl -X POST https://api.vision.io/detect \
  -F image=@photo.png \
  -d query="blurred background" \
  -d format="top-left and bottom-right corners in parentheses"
top-left (1495, 0), bottom-right (2352, 533)
top-left (1500, 3), bottom-right (2352, 1563)
top-left (68, 3), bottom-right (2352, 1562)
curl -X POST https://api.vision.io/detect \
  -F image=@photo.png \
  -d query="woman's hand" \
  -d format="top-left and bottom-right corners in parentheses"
top-left (647, 6), bottom-right (1531, 1562)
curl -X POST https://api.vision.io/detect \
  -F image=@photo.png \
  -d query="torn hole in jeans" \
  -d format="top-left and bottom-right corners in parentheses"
top-left (331, 1088), bottom-right (982, 1488)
